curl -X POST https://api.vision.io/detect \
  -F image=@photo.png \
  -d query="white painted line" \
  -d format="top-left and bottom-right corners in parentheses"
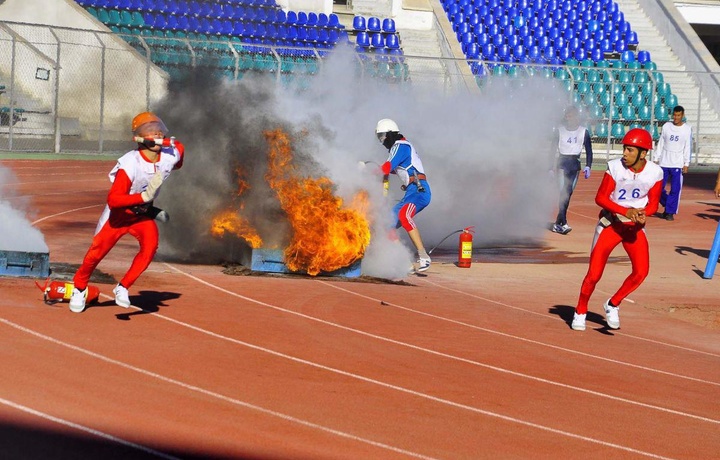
top-left (420, 278), bottom-right (720, 359)
top-left (0, 397), bottom-right (179, 460)
top-left (153, 266), bottom-right (702, 456)
top-left (32, 204), bottom-right (104, 225)
top-left (0, 318), bottom-right (438, 460)
top-left (158, 269), bottom-right (720, 425)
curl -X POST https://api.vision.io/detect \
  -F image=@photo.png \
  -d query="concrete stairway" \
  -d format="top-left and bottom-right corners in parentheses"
top-left (617, 0), bottom-right (720, 163)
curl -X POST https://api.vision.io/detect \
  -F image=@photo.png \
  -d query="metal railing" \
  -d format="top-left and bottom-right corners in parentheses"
top-left (1, 20), bottom-right (719, 163)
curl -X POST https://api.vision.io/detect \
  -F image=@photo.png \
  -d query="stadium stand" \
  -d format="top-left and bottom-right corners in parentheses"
top-left (75, 0), bottom-right (406, 82)
top-left (440, 0), bottom-right (676, 140)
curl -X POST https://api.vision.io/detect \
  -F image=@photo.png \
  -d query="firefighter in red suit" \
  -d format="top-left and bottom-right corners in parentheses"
top-left (572, 129), bottom-right (663, 331)
top-left (69, 112), bottom-right (184, 313)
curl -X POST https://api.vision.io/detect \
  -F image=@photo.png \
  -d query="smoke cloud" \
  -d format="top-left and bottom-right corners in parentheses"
top-left (0, 164), bottom-right (49, 253)
top-left (155, 46), bottom-right (568, 278)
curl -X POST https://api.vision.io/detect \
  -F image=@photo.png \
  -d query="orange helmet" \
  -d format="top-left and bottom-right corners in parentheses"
top-left (621, 128), bottom-right (652, 151)
top-left (131, 112), bottom-right (167, 135)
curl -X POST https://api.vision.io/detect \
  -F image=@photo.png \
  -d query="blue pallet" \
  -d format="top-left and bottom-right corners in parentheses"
top-left (249, 248), bottom-right (362, 278)
top-left (0, 250), bottom-right (50, 278)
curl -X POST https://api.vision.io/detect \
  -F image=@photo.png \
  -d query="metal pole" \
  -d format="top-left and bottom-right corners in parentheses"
top-left (695, 79), bottom-right (701, 166)
top-left (49, 29), bottom-right (61, 154)
top-left (93, 32), bottom-right (107, 154)
top-left (606, 79), bottom-right (613, 160)
top-left (8, 35), bottom-right (16, 150)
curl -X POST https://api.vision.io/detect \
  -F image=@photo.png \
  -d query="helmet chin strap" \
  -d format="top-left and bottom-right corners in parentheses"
top-left (628, 150), bottom-right (645, 169)
top-left (383, 132), bottom-right (400, 150)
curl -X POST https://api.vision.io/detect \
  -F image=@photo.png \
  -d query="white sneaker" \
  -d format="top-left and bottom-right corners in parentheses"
top-left (559, 224), bottom-right (572, 235)
top-left (571, 312), bottom-right (586, 331)
top-left (603, 299), bottom-right (620, 329)
top-left (69, 287), bottom-right (87, 313)
top-left (113, 284), bottom-right (131, 308)
top-left (417, 257), bottom-right (431, 272)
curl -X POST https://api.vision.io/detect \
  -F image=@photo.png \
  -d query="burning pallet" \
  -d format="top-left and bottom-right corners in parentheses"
top-left (242, 247), bottom-right (361, 278)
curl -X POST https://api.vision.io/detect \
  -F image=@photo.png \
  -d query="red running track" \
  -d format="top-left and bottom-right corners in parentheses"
top-left (1, 158), bottom-right (719, 459)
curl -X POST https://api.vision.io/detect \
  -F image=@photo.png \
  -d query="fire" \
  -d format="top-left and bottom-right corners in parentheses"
top-left (264, 128), bottom-right (371, 275)
top-left (210, 170), bottom-right (263, 248)
top-left (210, 208), bottom-right (263, 248)
top-left (209, 128), bottom-right (371, 276)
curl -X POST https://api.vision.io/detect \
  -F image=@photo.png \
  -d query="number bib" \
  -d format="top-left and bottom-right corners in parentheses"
top-left (606, 158), bottom-right (663, 209)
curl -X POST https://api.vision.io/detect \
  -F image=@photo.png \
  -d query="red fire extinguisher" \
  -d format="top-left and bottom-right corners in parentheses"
top-left (35, 279), bottom-right (100, 305)
top-left (458, 226), bottom-right (475, 268)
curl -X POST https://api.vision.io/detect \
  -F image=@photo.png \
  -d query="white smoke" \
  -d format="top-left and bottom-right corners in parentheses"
top-left (0, 164), bottom-right (49, 253)
top-left (157, 45), bottom-right (567, 278)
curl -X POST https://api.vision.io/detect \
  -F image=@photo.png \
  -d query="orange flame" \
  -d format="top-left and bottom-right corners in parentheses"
top-left (210, 208), bottom-right (263, 248)
top-left (210, 169), bottom-right (263, 248)
top-left (264, 128), bottom-right (371, 275)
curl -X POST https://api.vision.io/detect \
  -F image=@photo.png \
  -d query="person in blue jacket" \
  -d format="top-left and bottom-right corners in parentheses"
top-left (375, 118), bottom-right (432, 272)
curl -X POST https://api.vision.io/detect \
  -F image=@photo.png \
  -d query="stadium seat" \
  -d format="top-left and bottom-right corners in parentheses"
top-left (367, 17), bottom-right (381, 32)
top-left (611, 123), bottom-right (626, 139)
top-left (382, 18), bottom-right (396, 33)
top-left (353, 16), bottom-right (366, 31)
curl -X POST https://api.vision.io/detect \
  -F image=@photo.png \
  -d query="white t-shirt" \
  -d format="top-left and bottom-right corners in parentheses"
top-left (655, 122), bottom-right (692, 168)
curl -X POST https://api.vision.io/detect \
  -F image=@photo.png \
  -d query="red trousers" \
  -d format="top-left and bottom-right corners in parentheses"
top-left (73, 218), bottom-right (158, 290)
top-left (576, 223), bottom-right (650, 314)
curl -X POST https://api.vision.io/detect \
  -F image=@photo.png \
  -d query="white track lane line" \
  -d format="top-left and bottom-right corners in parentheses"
top-left (158, 268), bottom-right (720, 425)
top-left (155, 269), bottom-right (716, 455)
top-left (0, 397), bottom-right (179, 460)
top-left (319, 280), bottom-right (720, 386)
top-left (89, 295), bottom-right (677, 460)
top-left (419, 277), bottom-right (720, 359)
top-left (32, 204), bottom-right (104, 225)
top-left (0, 317), bottom-right (437, 460)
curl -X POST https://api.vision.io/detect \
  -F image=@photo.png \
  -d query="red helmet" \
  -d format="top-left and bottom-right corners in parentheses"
top-left (621, 128), bottom-right (652, 151)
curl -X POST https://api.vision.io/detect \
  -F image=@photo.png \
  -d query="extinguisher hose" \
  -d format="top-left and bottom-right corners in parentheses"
top-left (427, 229), bottom-right (464, 255)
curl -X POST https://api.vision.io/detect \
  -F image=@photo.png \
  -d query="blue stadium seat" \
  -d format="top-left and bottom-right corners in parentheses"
top-left (367, 16), bottom-right (381, 32)
top-left (356, 30), bottom-right (370, 49)
top-left (352, 15), bottom-right (365, 31)
top-left (386, 34), bottom-right (399, 50)
top-left (382, 18), bottom-right (396, 34)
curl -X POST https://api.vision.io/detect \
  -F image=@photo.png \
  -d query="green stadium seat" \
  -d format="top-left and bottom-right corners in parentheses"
top-left (646, 124), bottom-right (659, 140)
top-left (643, 61), bottom-right (657, 71)
top-left (108, 9), bottom-right (121, 26)
top-left (611, 123), bottom-right (626, 139)
top-left (586, 69), bottom-right (599, 83)
top-left (638, 105), bottom-right (652, 121)
top-left (655, 103), bottom-right (669, 121)
top-left (615, 92), bottom-right (629, 107)
top-left (666, 93), bottom-right (678, 108)
top-left (622, 104), bottom-right (636, 120)
top-left (595, 123), bottom-right (609, 138)
top-left (97, 8), bottom-right (110, 23)
top-left (131, 11), bottom-right (144, 28)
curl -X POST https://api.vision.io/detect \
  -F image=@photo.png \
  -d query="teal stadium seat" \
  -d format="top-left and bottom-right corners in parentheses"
top-left (611, 123), bottom-right (626, 139)
top-left (595, 123), bottom-right (609, 138)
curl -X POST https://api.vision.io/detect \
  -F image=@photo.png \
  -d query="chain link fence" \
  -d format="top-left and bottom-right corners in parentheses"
top-left (1, 20), bottom-right (719, 163)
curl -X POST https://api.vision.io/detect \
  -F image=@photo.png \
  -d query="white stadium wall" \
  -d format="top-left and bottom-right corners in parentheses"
top-left (0, 0), bottom-right (168, 139)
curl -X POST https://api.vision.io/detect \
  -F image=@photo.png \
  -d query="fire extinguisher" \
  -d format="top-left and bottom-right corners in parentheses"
top-left (35, 279), bottom-right (100, 305)
top-left (458, 226), bottom-right (475, 268)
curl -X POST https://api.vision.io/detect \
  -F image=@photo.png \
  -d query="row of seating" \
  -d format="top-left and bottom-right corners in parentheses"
top-left (78, 0), bottom-right (279, 17)
top-left (352, 16), bottom-right (396, 34)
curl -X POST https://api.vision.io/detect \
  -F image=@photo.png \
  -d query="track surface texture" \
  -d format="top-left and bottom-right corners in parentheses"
top-left (1, 158), bottom-right (719, 460)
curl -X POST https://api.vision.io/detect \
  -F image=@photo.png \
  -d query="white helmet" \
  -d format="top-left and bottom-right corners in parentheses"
top-left (376, 118), bottom-right (399, 135)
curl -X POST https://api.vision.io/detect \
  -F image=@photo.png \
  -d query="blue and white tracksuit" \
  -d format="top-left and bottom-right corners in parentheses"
top-left (655, 122), bottom-right (692, 215)
top-left (382, 138), bottom-right (431, 231)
